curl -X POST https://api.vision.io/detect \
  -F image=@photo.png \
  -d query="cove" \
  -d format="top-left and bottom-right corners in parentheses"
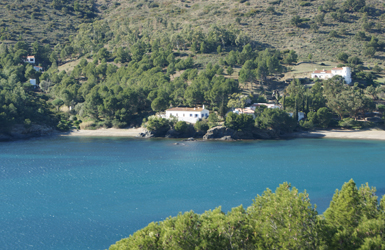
top-left (0, 136), bottom-right (384, 250)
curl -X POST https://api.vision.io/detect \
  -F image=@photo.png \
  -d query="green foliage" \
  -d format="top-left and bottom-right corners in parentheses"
top-left (225, 112), bottom-right (254, 131)
top-left (337, 52), bottom-right (349, 62)
top-left (343, 0), bottom-right (366, 12)
top-left (145, 116), bottom-right (169, 132)
top-left (194, 119), bottom-right (209, 132)
top-left (324, 77), bottom-right (375, 120)
top-left (110, 180), bottom-right (385, 250)
top-left (282, 50), bottom-right (298, 65)
top-left (208, 113), bottom-right (219, 128)
top-left (174, 121), bottom-right (188, 133)
top-left (338, 117), bottom-right (361, 128)
top-left (255, 108), bottom-right (296, 132)
top-left (290, 15), bottom-right (302, 27)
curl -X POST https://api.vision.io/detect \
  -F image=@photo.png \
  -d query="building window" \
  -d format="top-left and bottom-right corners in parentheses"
top-left (190, 114), bottom-right (192, 117)
top-left (183, 114), bottom-right (185, 117)
top-left (195, 114), bottom-right (198, 117)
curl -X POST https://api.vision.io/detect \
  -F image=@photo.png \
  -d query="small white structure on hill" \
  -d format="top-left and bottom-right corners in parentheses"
top-left (311, 67), bottom-right (352, 84)
top-left (164, 106), bottom-right (209, 124)
top-left (29, 79), bottom-right (37, 86)
top-left (233, 103), bottom-right (282, 118)
top-left (250, 103), bottom-right (281, 110)
top-left (23, 56), bottom-right (35, 64)
top-left (288, 112), bottom-right (305, 121)
top-left (33, 66), bottom-right (43, 72)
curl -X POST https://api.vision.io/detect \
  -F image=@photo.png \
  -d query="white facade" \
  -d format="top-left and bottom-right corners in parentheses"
top-left (24, 56), bottom-right (35, 64)
top-left (250, 103), bottom-right (281, 110)
top-left (311, 67), bottom-right (352, 84)
top-left (164, 106), bottom-right (209, 124)
top-left (29, 79), bottom-right (37, 86)
top-left (33, 66), bottom-right (43, 72)
top-left (288, 112), bottom-right (305, 121)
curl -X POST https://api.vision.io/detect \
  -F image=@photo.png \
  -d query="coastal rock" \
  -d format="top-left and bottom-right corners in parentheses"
top-left (203, 126), bottom-right (235, 140)
top-left (139, 126), bottom-right (170, 138)
top-left (1, 124), bottom-right (55, 141)
top-left (165, 129), bottom-right (180, 138)
top-left (220, 136), bottom-right (234, 141)
top-left (203, 126), bottom-right (281, 140)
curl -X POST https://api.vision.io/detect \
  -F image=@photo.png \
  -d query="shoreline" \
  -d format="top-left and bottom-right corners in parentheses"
top-left (60, 127), bottom-right (385, 141)
top-left (286, 128), bottom-right (385, 141)
top-left (60, 127), bottom-right (146, 137)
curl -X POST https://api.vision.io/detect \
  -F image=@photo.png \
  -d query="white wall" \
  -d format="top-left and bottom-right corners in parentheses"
top-left (165, 110), bottom-right (209, 124)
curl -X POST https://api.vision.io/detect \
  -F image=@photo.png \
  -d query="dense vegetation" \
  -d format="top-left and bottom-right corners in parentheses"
top-left (110, 180), bottom-right (385, 250)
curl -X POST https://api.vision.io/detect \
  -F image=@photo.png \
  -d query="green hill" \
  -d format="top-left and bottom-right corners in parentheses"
top-left (1, 0), bottom-right (385, 136)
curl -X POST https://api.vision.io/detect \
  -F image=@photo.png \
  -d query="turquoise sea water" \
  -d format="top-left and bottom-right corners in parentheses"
top-left (0, 136), bottom-right (385, 250)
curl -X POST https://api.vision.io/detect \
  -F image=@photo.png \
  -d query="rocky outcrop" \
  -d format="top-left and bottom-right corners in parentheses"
top-left (203, 126), bottom-right (281, 140)
top-left (139, 125), bottom-right (170, 138)
top-left (203, 126), bottom-right (235, 140)
top-left (0, 124), bottom-right (56, 141)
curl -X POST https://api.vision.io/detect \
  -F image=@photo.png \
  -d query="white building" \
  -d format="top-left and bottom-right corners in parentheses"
top-left (250, 103), bottom-right (281, 110)
top-left (33, 66), bottom-right (43, 72)
top-left (311, 67), bottom-right (352, 84)
top-left (29, 79), bottom-right (37, 86)
top-left (288, 112), bottom-right (305, 121)
top-left (23, 56), bottom-right (35, 64)
top-left (164, 106), bottom-right (209, 124)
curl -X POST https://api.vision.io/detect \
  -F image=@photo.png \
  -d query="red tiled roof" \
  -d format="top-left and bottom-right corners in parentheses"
top-left (166, 107), bottom-right (205, 112)
top-left (27, 56), bottom-right (35, 59)
top-left (332, 67), bottom-right (343, 70)
top-left (313, 70), bottom-right (332, 74)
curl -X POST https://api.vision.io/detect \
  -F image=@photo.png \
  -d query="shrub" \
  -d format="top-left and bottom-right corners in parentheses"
top-left (338, 118), bottom-right (361, 129)
top-left (80, 121), bottom-right (96, 130)
top-left (174, 121), bottom-right (188, 133)
top-left (146, 116), bottom-right (169, 131)
top-left (266, 7), bottom-right (275, 14)
top-left (363, 47), bottom-right (375, 57)
top-left (329, 30), bottom-right (338, 37)
top-left (194, 120), bottom-right (209, 132)
top-left (337, 52), bottom-right (349, 62)
top-left (299, 2), bottom-right (312, 7)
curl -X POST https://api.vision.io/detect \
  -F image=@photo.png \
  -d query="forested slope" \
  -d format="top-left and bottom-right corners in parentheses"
top-left (1, 0), bottom-right (385, 136)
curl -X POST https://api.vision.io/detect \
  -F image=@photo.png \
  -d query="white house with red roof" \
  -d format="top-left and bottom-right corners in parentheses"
top-left (311, 67), bottom-right (352, 84)
top-left (164, 106), bottom-right (209, 123)
top-left (33, 66), bottom-right (43, 72)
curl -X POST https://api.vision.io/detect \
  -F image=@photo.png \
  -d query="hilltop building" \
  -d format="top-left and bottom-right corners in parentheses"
top-left (33, 66), bottom-right (43, 72)
top-left (163, 106), bottom-right (209, 124)
top-left (23, 56), bottom-right (35, 64)
top-left (29, 79), bottom-right (37, 86)
top-left (311, 67), bottom-right (352, 84)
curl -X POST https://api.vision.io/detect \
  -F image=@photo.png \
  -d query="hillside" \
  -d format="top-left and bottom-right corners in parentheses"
top-left (0, 0), bottom-right (98, 45)
top-left (1, 0), bottom-right (385, 137)
top-left (84, 0), bottom-right (385, 64)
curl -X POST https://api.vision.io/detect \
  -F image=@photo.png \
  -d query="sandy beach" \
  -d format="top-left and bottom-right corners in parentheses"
top-left (61, 127), bottom-right (146, 137)
top-left (61, 127), bottom-right (385, 141)
top-left (290, 128), bottom-right (385, 140)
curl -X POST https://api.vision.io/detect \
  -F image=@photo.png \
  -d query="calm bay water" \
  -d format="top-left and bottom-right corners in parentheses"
top-left (0, 136), bottom-right (385, 250)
